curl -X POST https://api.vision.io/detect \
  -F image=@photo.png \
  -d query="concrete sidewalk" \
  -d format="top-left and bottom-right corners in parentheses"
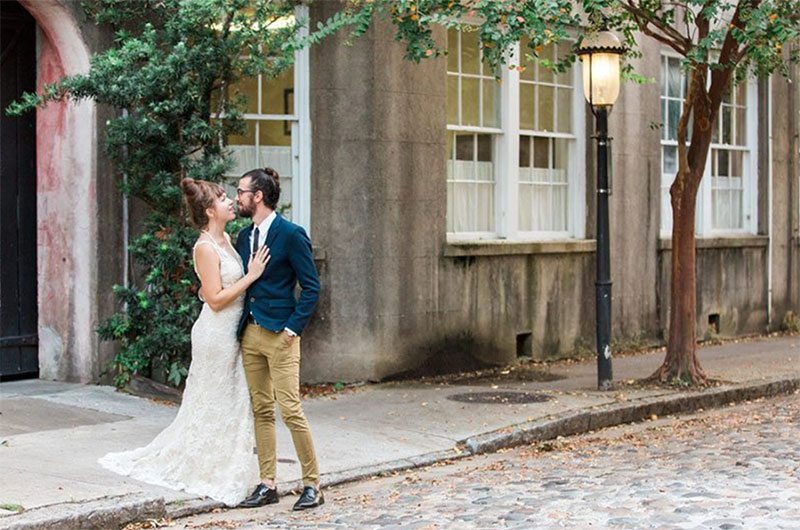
top-left (1, 335), bottom-right (799, 529)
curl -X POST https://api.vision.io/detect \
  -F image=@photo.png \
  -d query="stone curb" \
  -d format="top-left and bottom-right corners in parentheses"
top-left (3, 375), bottom-right (797, 530)
top-left (461, 376), bottom-right (800, 455)
top-left (0, 494), bottom-right (165, 530)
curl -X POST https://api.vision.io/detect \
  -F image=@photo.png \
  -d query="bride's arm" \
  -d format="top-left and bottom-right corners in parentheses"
top-left (195, 244), bottom-right (269, 312)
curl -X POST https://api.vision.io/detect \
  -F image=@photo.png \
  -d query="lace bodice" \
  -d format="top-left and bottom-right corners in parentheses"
top-left (193, 231), bottom-right (245, 301)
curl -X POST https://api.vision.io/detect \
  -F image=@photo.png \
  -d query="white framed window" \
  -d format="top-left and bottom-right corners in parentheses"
top-left (446, 28), bottom-right (585, 241)
top-left (219, 6), bottom-right (311, 230)
top-left (446, 29), bottom-right (500, 236)
top-left (659, 53), bottom-right (757, 238)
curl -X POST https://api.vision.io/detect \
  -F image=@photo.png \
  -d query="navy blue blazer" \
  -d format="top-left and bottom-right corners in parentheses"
top-left (235, 213), bottom-right (320, 338)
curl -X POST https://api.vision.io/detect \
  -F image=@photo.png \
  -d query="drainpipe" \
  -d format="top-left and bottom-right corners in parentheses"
top-left (767, 77), bottom-right (774, 328)
top-left (122, 109), bottom-right (129, 290)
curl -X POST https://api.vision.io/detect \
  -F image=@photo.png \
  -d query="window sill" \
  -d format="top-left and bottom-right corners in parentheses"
top-left (657, 235), bottom-right (768, 251)
top-left (444, 239), bottom-right (596, 257)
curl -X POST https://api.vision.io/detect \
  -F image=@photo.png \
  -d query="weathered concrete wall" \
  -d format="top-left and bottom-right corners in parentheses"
top-left (303, 14), bottom-right (799, 383)
top-left (658, 240), bottom-right (769, 339)
top-left (768, 67), bottom-right (800, 327)
top-left (20, 0), bottom-right (120, 382)
top-left (606, 42), bottom-right (663, 342)
top-left (305, 2), bottom-right (447, 381)
top-left (304, 6), bottom-right (663, 382)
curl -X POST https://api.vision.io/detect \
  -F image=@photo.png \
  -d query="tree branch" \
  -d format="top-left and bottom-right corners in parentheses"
top-left (708, 1), bottom-right (757, 107)
top-left (620, 0), bottom-right (692, 55)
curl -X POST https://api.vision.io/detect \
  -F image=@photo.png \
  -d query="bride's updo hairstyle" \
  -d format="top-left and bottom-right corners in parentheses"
top-left (180, 177), bottom-right (225, 228)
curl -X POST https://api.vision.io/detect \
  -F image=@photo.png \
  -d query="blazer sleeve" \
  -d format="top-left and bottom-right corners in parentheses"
top-left (285, 226), bottom-right (321, 335)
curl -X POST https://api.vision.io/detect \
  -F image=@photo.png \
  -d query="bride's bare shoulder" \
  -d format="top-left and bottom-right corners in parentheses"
top-left (193, 238), bottom-right (219, 261)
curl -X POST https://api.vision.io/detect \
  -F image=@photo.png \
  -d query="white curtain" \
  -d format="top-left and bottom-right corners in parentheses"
top-left (447, 160), bottom-right (495, 233)
top-left (519, 168), bottom-right (567, 232)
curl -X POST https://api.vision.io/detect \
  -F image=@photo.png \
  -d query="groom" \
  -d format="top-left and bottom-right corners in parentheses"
top-left (234, 167), bottom-right (323, 510)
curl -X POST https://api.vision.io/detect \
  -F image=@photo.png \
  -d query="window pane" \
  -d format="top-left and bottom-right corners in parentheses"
top-left (667, 59), bottom-right (681, 98)
top-left (722, 82), bottom-right (733, 104)
top-left (730, 151), bottom-right (743, 177)
top-left (447, 75), bottom-right (459, 124)
top-left (556, 87), bottom-right (572, 133)
top-left (553, 138), bottom-right (568, 176)
top-left (519, 83), bottom-right (535, 130)
top-left (538, 85), bottom-right (554, 131)
top-left (482, 79), bottom-right (500, 128)
top-left (231, 75), bottom-right (259, 114)
top-left (476, 182), bottom-right (495, 231)
top-left (536, 184), bottom-right (551, 230)
top-left (533, 137), bottom-right (549, 169)
top-left (663, 145), bottom-right (677, 175)
top-left (519, 136), bottom-right (531, 168)
top-left (717, 149), bottom-right (729, 176)
top-left (519, 37), bottom-right (535, 81)
top-left (476, 134), bottom-right (492, 163)
top-left (721, 106), bottom-right (732, 144)
top-left (736, 82), bottom-right (746, 106)
top-left (661, 99), bottom-right (667, 140)
top-left (258, 119), bottom-right (291, 148)
top-left (226, 120), bottom-right (257, 176)
top-left (735, 107), bottom-right (746, 146)
top-left (553, 184), bottom-right (568, 230)
top-left (453, 182), bottom-right (474, 231)
top-left (732, 189), bottom-right (742, 228)
top-left (455, 134), bottom-right (474, 161)
top-left (518, 184), bottom-right (532, 229)
top-left (667, 100), bottom-right (680, 140)
top-left (263, 66), bottom-right (294, 116)
top-left (556, 41), bottom-right (572, 86)
top-left (447, 29), bottom-right (459, 72)
top-left (461, 77), bottom-right (480, 126)
top-left (537, 44), bottom-right (554, 83)
top-left (460, 30), bottom-right (480, 75)
top-left (227, 119), bottom-right (256, 145)
top-left (447, 130), bottom-right (454, 160)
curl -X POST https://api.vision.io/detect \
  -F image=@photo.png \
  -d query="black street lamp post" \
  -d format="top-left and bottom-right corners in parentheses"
top-left (577, 31), bottom-right (624, 391)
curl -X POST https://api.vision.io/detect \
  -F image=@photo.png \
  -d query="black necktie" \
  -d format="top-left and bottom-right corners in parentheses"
top-left (252, 226), bottom-right (260, 255)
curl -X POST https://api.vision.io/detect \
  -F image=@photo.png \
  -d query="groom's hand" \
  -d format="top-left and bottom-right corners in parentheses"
top-left (283, 330), bottom-right (297, 345)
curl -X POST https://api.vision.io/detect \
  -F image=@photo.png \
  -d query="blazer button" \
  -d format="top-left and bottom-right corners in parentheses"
top-left (250, 297), bottom-right (255, 302)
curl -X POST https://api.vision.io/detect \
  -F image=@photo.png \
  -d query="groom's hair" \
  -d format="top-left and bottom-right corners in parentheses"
top-left (242, 167), bottom-right (281, 210)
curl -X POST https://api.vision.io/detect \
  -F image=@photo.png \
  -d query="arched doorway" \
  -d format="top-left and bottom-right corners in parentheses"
top-left (0, 0), bottom-right (101, 383)
top-left (0, 1), bottom-right (38, 380)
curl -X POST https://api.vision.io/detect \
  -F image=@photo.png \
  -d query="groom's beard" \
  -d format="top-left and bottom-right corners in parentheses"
top-left (237, 203), bottom-right (254, 218)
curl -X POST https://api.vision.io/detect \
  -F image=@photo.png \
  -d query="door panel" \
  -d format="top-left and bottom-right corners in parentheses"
top-left (1, 1), bottom-right (39, 380)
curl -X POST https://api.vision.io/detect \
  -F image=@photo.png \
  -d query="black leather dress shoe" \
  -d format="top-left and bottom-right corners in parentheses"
top-left (292, 486), bottom-right (325, 510)
top-left (238, 484), bottom-right (279, 508)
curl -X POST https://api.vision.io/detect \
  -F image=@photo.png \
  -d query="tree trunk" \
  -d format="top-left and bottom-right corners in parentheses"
top-left (649, 69), bottom-right (718, 385)
top-left (649, 171), bottom-right (708, 384)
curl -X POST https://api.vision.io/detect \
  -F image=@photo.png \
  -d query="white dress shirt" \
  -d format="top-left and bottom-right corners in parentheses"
top-left (249, 210), bottom-right (276, 252)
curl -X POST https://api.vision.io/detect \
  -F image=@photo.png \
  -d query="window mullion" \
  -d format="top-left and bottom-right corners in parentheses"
top-left (496, 42), bottom-right (520, 239)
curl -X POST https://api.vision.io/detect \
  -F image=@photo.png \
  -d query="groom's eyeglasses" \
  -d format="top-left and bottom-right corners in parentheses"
top-left (236, 188), bottom-right (255, 197)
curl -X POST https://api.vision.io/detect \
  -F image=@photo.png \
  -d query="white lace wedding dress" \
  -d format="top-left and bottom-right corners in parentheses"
top-left (99, 233), bottom-right (259, 506)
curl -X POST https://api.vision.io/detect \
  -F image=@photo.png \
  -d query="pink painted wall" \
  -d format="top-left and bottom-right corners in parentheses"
top-left (21, 0), bottom-right (99, 382)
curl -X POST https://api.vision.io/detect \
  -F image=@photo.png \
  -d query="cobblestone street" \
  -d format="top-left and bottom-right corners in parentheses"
top-left (155, 393), bottom-right (800, 529)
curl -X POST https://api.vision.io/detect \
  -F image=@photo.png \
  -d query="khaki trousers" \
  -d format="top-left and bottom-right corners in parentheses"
top-left (240, 323), bottom-right (319, 486)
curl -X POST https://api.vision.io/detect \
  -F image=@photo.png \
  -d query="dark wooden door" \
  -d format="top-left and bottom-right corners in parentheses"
top-left (1, 1), bottom-right (39, 380)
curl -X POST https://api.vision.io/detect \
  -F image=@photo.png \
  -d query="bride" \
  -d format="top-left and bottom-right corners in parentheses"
top-left (99, 177), bottom-right (269, 506)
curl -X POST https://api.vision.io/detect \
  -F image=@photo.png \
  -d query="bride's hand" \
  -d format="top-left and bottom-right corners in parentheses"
top-left (247, 246), bottom-right (270, 280)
